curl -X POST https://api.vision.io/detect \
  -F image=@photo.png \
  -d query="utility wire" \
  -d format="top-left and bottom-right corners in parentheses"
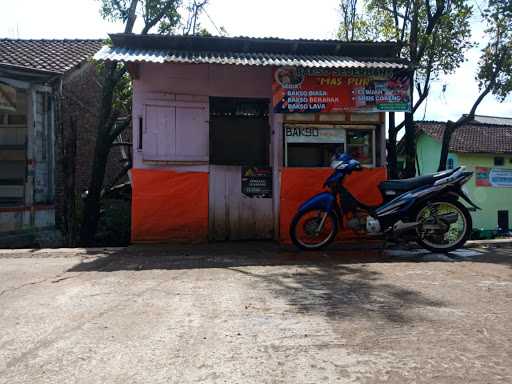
top-left (203, 8), bottom-right (226, 36)
top-left (472, 0), bottom-right (484, 15)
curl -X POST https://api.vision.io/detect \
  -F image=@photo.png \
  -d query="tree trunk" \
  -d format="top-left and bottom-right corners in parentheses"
top-left (437, 121), bottom-right (456, 171)
top-left (403, 112), bottom-right (416, 178)
top-left (79, 126), bottom-right (111, 245)
top-left (387, 112), bottom-right (399, 179)
top-left (401, 0), bottom-right (419, 179)
top-left (79, 62), bottom-right (119, 245)
top-left (62, 117), bottom-right (78, 245)
top-left (437, 85), bottom-right (493, 171)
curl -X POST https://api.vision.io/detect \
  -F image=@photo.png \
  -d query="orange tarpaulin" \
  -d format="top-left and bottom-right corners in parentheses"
top-left (131, 169), bottom-right (209, 243)
top-left (279, 167), bottom-right (387, 244)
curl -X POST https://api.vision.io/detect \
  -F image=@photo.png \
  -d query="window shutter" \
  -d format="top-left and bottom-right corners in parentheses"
top-left (175, 105), bottom-right (209, 161)
top-left (142, 101), bottom-right (208, 162)
top-left (143, 104), bottom-right (176, 161)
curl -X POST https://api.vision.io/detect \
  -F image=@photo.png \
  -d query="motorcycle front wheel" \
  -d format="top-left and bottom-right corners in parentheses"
top-left (290, 209), bottom-right (338, 250)
top-left (415, 199), bottom-right (472, 253)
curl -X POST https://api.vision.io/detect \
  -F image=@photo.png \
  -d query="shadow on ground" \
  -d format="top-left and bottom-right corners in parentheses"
top-left (68, 242), bottom-right (390, 273)
top-left (67, 241), bottom-right (512, 273)
top-left (65, 242), bottom-right (468, 324)
top-left (228, 264), bottom-right (445, 324)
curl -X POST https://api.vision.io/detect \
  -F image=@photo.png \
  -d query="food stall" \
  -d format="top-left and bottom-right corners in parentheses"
top-left (95, 34), bottom-right (411, 243)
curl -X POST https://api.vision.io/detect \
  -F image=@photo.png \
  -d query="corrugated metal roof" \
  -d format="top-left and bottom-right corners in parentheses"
top-left (94, 34), bottom-right (407, 69)
top-left (94, 46), bottom-right (406, 69)
top-left (465, 115), bottom-right (512, 126)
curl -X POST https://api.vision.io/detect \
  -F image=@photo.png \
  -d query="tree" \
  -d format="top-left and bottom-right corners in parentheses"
top-left (437, 0), bottom-right (512, 170)
top-left (337, 0), bottom-right (390, 41)
top-left (80, 0), bottom-right (207, 245)
top-left (338, 0), bottom-right (473, 178)
top-left (182, 0), bottom-right (209, 35)
top-left (338, 0), bottom-right (359, 40)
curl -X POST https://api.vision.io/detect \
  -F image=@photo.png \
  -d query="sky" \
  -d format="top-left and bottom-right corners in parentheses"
top-left (1, 0), bottom-right (511, 122)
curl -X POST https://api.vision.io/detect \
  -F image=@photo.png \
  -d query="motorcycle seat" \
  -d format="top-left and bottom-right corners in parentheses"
top-left (379, 168), bottom-right (459, 192)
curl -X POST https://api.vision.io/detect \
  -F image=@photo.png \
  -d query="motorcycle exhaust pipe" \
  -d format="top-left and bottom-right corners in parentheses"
top-left (393, 220), bottom-right (420, 233)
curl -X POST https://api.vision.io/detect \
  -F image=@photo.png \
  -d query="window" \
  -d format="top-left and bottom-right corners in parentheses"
top-left (209, 98), bottom-right (269, 166)
top-left (494, 157), bottom-right (504, 166)
top-left (447, 158), bottom-right (455, 169)
top-left (284, 124), bottom-right (346, 167)
top-left (287, 143), bottom-right (344, 167)
top-left (0, 87), bottom-right (27, 206)
top-left (346, 130), bottom-right (374, 165)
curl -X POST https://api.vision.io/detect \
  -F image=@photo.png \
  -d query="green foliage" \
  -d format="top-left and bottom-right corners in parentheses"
top-left (338, 0), bottom-right (474, 114)
top-left (96, 198), bottom-right (132, 246)
top-left (477, 0), bottom-right (512, 101)
top-left (112, 67), bottom-right (132, 116)
top-left (149, 1), bottom-right (181, 34)
top-left (420, 1), bottom-right (474, 77)
top-left (337, 0), bottom-right (392, 41)
top-left (99, 0), bottom-right (134, 22)
top-left (181, 0), bottom-right (209, 35)
top-left (363, 0), bottom-right (474, 78)
top-left (97, 0), bottom-right (182, 34)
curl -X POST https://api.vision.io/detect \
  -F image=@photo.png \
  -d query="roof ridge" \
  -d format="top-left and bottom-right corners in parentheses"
top-left (0, 38), bottom-right (104, 42)
top-left (416, 120), bottom-right (512, 127)
top-left (121, 33), bottom-right (398, 45)
top-left (463, 113), bottom-right (512, 119)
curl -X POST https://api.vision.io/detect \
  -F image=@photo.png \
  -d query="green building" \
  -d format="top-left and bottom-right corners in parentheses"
top-left (413, 116), bottom-right (512, 236)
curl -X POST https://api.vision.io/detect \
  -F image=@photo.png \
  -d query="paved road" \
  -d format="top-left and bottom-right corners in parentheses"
top-left (0, 244), bottom-right (511, 383)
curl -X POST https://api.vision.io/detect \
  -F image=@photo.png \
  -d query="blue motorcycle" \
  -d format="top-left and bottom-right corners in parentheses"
top-left (290, 153), bottom-right (479, 252)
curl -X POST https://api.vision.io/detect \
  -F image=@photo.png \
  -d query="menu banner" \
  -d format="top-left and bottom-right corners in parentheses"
top-left (272, 67), bottom-right (411, 113)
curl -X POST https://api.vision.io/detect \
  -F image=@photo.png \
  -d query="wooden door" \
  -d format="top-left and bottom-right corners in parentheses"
top-left (209, 165), bottom-right (273, 240)
top-left (208, 97), bottom-right (273, 240)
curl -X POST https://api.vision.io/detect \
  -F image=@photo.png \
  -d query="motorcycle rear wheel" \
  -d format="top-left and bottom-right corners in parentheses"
top-left (415, 199), bottom-right (472, 253)
top-left (290, 209), bottom-right (338, 251)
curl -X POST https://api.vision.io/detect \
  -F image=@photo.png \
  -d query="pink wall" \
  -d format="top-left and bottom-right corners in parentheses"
top-left (132, 63), bottom-right (272, 171)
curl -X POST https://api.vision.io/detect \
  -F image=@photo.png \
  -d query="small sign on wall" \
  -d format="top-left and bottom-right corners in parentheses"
top-left (476, 167), bottom-right (512, 187)
top-left (241, 167), bottom-right (272, 198)
top-left (285, 125), bottom-right (346, 144)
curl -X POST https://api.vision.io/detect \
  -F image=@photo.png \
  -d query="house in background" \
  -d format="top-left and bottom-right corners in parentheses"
top-left (415, 116), bottom-right (512, 236)
top-left (0, 39), bottom-right (126, 246)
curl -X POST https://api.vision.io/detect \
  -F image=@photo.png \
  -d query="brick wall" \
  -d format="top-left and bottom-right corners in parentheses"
top-left (55, 62), bottom-right (130, 244)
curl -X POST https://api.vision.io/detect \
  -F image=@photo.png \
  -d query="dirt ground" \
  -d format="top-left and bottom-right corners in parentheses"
top-left (0, 243), bottom-right (511, 384)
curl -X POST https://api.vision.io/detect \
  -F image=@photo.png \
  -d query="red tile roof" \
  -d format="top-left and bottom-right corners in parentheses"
top-left (417, 121), bottom-right (512, 154)
top-left (0, 39), bottom-right (103, 74)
